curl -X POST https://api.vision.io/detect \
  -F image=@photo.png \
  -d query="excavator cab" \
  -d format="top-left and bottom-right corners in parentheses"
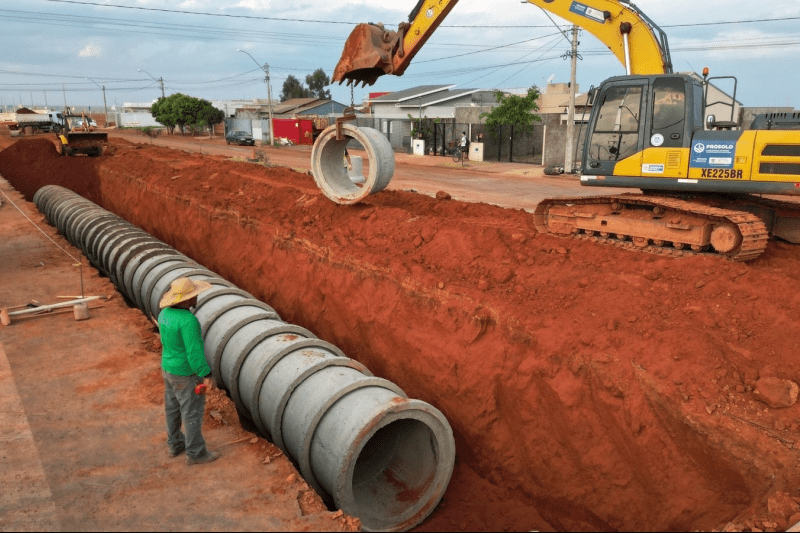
top-left (581, 74), bottom-right (703, 180)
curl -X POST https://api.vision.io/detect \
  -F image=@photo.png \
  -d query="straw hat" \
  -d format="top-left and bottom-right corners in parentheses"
top-left (159, 277), bottom-right (212, 309)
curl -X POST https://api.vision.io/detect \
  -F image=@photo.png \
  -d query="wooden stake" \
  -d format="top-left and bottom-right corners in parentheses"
top-left (8, 296), bottom-right (106, 317)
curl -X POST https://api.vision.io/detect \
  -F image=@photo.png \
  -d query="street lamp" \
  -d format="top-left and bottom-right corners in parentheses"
top-left (85, 77), bottom-right (109, 128)
top-left (138, 69), bottom-right (165, 99)
top-left (237, 49), bottom-right (275, 146)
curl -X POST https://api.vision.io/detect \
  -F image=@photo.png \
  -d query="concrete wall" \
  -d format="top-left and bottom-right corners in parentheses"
top-left (114, 112), bottom-right (160, 128)
top-left (454, 105), bottom-right (497, 125)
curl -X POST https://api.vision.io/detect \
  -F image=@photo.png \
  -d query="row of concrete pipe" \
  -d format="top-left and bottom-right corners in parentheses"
top-left (33, 185), bottom-right (455, 532)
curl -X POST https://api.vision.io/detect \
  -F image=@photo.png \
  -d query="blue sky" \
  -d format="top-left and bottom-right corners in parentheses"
top-left (1, 0), bottom-right (798, 111)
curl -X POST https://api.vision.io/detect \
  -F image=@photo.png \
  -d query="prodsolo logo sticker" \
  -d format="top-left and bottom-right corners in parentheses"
top-left (690, 140), bottom-right (735, 169)
top-left (569, 1), bottom-right (606, 22)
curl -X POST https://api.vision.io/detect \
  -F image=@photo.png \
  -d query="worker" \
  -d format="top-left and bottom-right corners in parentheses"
top-left (158, 277), bottom-right (220, 465)
top-left (459, 131), bottom-right (469, 154)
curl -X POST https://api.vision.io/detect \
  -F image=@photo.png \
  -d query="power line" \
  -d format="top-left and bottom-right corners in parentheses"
top-left (40, 0), bottom-right (800, 28)
top-left (43, 0), bottom-right (358, 24)
top-left (414, 32), bottom-right (564, 63)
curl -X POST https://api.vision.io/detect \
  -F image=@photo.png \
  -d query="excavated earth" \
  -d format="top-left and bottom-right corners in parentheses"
top-left (3, 137), bottom-right (800, 532)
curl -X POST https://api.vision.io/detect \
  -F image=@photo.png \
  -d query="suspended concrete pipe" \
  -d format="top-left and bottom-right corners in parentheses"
top-left (33, 185), bottom-right (455, 531)
top-left (311, 123), bottom-right (395, 205)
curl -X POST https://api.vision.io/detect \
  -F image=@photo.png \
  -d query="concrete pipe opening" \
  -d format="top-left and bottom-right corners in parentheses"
top-left (343, 406), bottom-right (455, 532)
top-left (311, 123), bottom-right (395, 205)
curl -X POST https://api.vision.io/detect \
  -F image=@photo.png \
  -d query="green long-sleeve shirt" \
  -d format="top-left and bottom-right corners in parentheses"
top-left (158, 307), bottom-right (211, 377)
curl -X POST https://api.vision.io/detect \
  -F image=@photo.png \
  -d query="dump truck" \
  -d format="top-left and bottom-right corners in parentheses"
top-left (9, 111), bottom-right (65, 134)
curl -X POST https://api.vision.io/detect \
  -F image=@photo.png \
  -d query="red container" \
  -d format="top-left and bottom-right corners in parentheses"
top-left (272, 118), bottom-right (314, 145)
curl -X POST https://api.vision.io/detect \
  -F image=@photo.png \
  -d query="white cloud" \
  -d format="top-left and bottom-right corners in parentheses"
top-left (78, 43), bottom-right (103, 58)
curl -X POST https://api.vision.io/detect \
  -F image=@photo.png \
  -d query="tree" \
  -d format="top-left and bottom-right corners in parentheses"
top-left (150, 93), bottom-right (223, 136)
top-left (150, 96), bottom-right (177, 134)
top-left (194, 99), bottom-right (224, 138)
top-left (280, 75), bottom-right (310, 102)
top-left (479, 87), bottom-right (541, 139)
top-left (407, 114), bottom-right (439, 140)
top-left (306, 68), bottom-right (331, 100)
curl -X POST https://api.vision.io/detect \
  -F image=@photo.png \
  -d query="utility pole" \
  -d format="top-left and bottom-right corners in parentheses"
top-left (237, 49), bottom-right (274, 146)
top-left (138, 69), bottom-right (165, 99)
top-left (62, 84), bottom-right (68, 110)
top-left (86, 78), bottom-right (109, 127)
top-left (264, 65), bottom-right (274, 146)
top-left (564, 25), bottom-right (579, 174)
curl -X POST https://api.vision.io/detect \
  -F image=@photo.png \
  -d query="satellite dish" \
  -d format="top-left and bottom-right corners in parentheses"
top-left (546, 74), bottom-right (556, 85)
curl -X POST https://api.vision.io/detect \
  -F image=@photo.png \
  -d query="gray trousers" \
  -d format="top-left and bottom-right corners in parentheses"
top-left (162, 370), bottom-right (207, 458)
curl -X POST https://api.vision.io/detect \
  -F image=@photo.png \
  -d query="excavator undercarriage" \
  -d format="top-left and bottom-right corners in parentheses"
top-left (530, 194), bottom-right (800, 261)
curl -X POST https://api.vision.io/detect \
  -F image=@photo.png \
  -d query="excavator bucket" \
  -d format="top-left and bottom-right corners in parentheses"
top-left (332, 23), bottom-right (401, 87)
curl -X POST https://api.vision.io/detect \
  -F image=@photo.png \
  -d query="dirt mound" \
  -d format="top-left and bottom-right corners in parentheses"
top-left (3, 138), bottom-right (800, 531)
top-left (0, 138), bottom-right (103, 204)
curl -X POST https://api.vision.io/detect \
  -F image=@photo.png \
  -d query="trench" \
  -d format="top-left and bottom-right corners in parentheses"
top-left (3, 137), bottom-right (800, 532)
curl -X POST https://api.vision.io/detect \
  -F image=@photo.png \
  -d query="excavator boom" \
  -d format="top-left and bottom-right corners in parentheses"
top-left (332, 0), bottom-right (672, 86)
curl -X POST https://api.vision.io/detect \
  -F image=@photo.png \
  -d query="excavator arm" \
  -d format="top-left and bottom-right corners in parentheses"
top-left (332, 0), bottom-right (672, 87)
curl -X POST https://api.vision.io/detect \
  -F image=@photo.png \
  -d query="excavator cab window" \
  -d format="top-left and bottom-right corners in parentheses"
top-left (651, 77), bottom-right (686, 147)
top-left (588, 85), bottom-right (643, 161)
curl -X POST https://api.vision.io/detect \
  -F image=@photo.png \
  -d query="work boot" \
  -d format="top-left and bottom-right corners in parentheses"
top-left (168, 445), bottom-right (185, 458)
top-left (186, 449), bottom-right (220, 465)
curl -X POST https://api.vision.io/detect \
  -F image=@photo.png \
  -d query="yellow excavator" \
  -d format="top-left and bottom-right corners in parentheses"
top-left (332, 0), bottom-right (800, 261)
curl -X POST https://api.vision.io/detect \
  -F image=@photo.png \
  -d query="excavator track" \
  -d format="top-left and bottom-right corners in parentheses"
top-left (533, 194), bottom-right (770, 261)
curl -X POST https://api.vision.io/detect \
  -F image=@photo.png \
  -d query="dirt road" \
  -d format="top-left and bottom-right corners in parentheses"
top-left (109, 128), bottom-right (626, 209)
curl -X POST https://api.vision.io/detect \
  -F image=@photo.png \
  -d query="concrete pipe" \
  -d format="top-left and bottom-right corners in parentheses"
top-left (129, 252), bottom-right (193, 311)
top-left (53, 201), bottom-right (93, 238)
top-left (310, 392), bottom-right (455, 531)
top-left (195, 295), bottom-right (280, 384)
top-left (106, 237), bottom-right (167, 287)
top-left (311, 123), bottom-right (395, 205)
top-left (99, 229), bottom-right (151, 274)
top-left (236, 325), bottom-right (318, 418)
top-left (36, 186), bottom-right (456, 531)
top-left (56, 199), bottom-right (95, 230)
top-left (90, 222), bottom-right (141, 268)
top-left (121, 248), bottom-right (181, 304)
top-left (86, 220), bottom-right (133, 267)
top-left (47, 199), bottom-right (92, 240)
top-left (138, 257), bottom-right (203, 318)
top-left (75, 213), bottom-right (120, 259)
top-left (256, 340), bottom-right (364, 451)
top-left (282, 368), bottom-right (406, 498)
top-left (34, 186), bottom-right (69, 217)
top-left (114, 241), bottom-right (178, 296)
top-left (218, 318), bottom-right (314, 415)
top-left (147, 267), bottom-right (223, 319)
top-left (66, 206), bottom-right (108, 246)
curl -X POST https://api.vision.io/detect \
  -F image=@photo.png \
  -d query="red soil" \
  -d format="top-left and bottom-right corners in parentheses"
top-left (4, 137), bottom-right (800, 532)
